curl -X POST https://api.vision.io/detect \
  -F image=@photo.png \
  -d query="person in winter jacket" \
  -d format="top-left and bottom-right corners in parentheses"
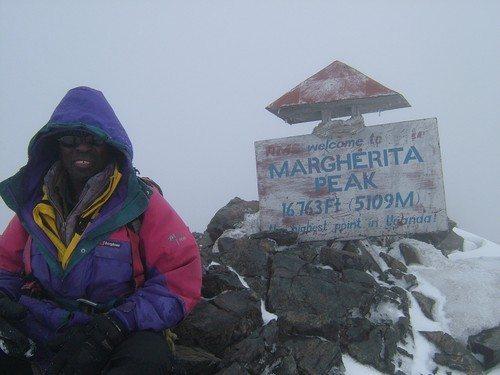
top-left (0, 87), bottom-right (202, 374)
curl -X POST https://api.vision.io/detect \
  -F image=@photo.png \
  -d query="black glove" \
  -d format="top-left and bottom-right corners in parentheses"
top-left (47, 314), bottom-right (128, 375)
top-left (0, 292), bottom-right (27, 322)
top-left (0, 318), bottom-right (34, 359)
top-left (0, 292), bottom-right (34, 359)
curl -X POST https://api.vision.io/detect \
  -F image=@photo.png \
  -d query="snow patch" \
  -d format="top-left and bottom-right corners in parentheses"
top-left (364, 242), bottom-right (389, 271)
top-left (221, 212), bottom-right (261, 240)
top-left (211, 212), bottom-right (261, 254)
top-left (369, 301), bottom-right (404, 324)
top-left (316, 264), bottom-right (333, 270)
top-left (260, 299), bottom-right (277, 325)
top-left (227, 266), bottom-right (249, 289)
top-left (451, 228), bottom-right (500, 259)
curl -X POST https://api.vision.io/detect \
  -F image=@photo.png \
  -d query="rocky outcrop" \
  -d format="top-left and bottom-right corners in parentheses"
top-left (206, 197), bottom-right (259, 241)
top-left (175, 198), bottom-right (492, 374)
top-left (410, 219), bottom-right (464, 256)
top-left (420, 331), bottom-right (483, 374)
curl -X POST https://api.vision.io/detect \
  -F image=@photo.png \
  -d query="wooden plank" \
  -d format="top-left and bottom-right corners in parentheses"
top-left (254, 118), bottom-right (448, 241)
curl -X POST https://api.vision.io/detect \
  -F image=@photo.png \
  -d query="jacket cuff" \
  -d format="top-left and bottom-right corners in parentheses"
top-left (108, 301), bottom-right (137, 332)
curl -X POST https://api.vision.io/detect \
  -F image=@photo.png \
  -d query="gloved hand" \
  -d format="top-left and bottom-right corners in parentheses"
top-left (0, 292), bottom-right (27, 322)
top-left (0, 292), bottom-right (34, 359)
top-left (47, 314), bottom-right (128, 375)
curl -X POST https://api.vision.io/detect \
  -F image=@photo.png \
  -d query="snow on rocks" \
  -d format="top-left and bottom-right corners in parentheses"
top-left (184, 198), bottom-right (498, 373)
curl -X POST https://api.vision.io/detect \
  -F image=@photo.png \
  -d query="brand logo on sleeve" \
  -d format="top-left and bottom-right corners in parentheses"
top-left (168, 234), bottom-right (187, 246)
top-left (99, 240), bottom-right (121, 248)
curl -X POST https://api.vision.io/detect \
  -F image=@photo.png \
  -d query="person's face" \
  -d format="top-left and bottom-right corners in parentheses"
top-left (58, 132), bottom-right (111, 182)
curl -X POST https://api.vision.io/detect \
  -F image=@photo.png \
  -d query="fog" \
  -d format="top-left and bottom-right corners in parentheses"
top-left (1, 1), bottom-right (498, 242)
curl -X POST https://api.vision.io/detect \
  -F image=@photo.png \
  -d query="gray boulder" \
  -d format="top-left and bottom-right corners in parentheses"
top-left (420, 331), bottom-right (483, 374)
top-left (174, 290), bottom-right (263, 357)
top-left (206, 197), bottom-right (259, 241)
top-left (267, 252), bottom-right (372, 339)
top-left (347, 324), bottom-right (399, 374)
top-left (202, 264), bottom-right (246, 298)
top-left (249, 229), bottom-right (298, 246)
top-left (174, 345), bottom-right (221, 374)
top-left (217, 237), bottom-right (271, 279)
top-left (411, 291), bottom-right (435, 321)
top-left (282, 336), bottom-right (344, 375)
top-left (220, 321), bottom-right (279, 373)
top-left (399, 243), bottom-right (422, 265)
top-left (379, 252), bottom-right (408, 273)
top-left (319, 247), bottom-right (369, 272)
top-left (410, 219), bottom-right (464, 256)
top-left (468, 325), bottom-right (500, 369)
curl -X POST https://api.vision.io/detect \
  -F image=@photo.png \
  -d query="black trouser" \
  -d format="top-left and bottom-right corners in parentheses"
top-left (0, 331), bottom-right (174, 375)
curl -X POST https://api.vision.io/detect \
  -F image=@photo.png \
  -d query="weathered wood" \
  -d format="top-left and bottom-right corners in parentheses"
top-left (266, 60), bottom-right (410, 124)
top-left (254, 118), bottom-right (448, 241)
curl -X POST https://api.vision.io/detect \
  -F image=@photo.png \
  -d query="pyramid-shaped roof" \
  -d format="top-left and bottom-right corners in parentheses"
top-left (266, 60), bottom-right (410, 124)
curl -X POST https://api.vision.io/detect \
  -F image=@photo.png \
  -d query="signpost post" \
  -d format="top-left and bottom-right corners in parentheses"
top-left (257, 60), bottom-right (448, 242)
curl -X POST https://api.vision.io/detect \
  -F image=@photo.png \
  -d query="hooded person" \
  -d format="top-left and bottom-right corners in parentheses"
top-left (0, 87), bottom-right (202, 374)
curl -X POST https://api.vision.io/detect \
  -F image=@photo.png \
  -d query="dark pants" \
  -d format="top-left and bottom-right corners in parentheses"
top-left (0, 331), bottom-right (174, 375)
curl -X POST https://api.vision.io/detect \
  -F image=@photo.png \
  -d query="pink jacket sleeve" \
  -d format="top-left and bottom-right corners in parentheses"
top-left (0, 215), bottom-right (28, 299)
top-left (109, 190), bottom-right (202, 331)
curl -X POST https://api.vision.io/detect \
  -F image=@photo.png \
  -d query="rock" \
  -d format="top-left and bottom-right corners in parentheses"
top-left (343, 240), bottom-right (386, 278)
top-left (347, 324), bottom-right (398, 373)
top-left (410, 218), bottom-right (464, 256)
top-left (174, 290), bottom-right (263, 356)
top-left (217, 237), bottom-right (270, 278)
top-left (411, 291), bottom-right (435, 321)
top-left (384, 268), bottom-right (404, 282)
top-left (468, 325), bottom-right (500, 369)
top-left (397, 346), bottom-right (413, 359)
top-left (285, 242), bottom-right (321, 263)
top-left (330, 241), bottom-right (347, 251)
top-left (399, 243), bottom-right (422, 265)
top-left (174, 345), bottom-right (221, 374)
top-left (420, 331), bottom-right (483, 374)
top-left (341, 269), bottom-right (378, 288)
top-left (196, 231), bottom-right (219, 267)
top-left (221, 321), bottom-right (279, 373)
top-left (436, 231), bottom-right (464, 255)
top-left (273, 354), bottom-right (298, 374)
top-left (283, 337), bottom-right (344, 375)
top-left (390, 286), bottom-right (411, 321)
top-left (267, 253), bottom-right (375, 339)
top-left (250, 229), bottom-right (298, 246)
top-left (206, 197), bottom-right (259, 242)
top-left (215, 362), bottom-right (249, 375)
top-left (202, 264), bottom-right (246, 298)
top-left (379, 252), bottom-right (408, 273)
top-left (403, 273), bottom-right (418, 290)
top-left (193, 231), bottom-right (214, 251)
top-left (340, 317), bottom-right (373, 348)
top-left (319, 247), bottom-right (369, 272)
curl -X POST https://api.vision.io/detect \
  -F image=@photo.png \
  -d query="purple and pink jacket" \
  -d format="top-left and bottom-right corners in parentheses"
top-left (0, 87), bottom-right (202, 362)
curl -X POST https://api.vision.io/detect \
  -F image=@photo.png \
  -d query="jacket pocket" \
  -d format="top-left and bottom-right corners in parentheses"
top-left (88, 242), bottom-right (133, 303)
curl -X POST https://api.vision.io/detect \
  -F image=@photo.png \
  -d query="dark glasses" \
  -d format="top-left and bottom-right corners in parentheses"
top-left (58, 134), bottom-right (106, 148)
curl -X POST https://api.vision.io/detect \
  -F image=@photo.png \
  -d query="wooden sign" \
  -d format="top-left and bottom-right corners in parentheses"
top-left (255, 118), bottom-right (448, 241)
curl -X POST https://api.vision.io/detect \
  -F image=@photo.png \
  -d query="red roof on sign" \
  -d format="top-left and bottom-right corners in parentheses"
top-left (266, 60), bottom-right (410, 124)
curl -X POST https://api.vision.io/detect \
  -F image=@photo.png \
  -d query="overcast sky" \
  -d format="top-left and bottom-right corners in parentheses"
top-left (1, 1), bottom-right (498, 243)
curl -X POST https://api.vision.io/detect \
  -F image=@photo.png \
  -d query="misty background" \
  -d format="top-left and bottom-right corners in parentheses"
top-left (1, 1), bottom-right (498, 243)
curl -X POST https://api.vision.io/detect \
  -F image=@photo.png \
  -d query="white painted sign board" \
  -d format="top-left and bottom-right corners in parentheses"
top-left (255, 118), bottom-right (448, 241)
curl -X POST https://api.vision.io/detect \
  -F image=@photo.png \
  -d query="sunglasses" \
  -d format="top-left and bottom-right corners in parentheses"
top-left (58, 134), bottom-right (106, 148)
